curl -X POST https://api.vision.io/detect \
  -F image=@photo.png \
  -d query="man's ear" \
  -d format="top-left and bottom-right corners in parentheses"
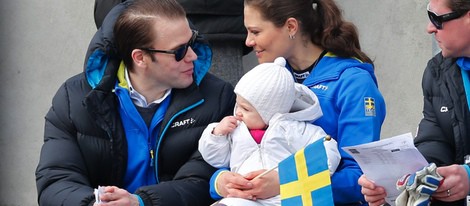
top-left (131, 49), bottom-right (147, 67)
top-left (465, 10), bottom-right (470, 22)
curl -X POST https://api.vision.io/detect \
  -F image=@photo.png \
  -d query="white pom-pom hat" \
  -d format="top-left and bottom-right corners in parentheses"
top-left (234, 57), bottom-right (295, 125)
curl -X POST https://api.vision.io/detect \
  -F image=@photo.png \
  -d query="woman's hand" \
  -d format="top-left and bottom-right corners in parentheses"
top-left (217, 171), bottom-right (255, 200)
top-left (244, 169), bottom-right (280, 200)
top-left (358, 175), bottom-right (387, 206)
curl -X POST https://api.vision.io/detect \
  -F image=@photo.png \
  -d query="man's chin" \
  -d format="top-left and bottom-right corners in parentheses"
top-left (176, 78), bottom-right (194, 89)
top-left (441, 51), bottom-right (455, 59)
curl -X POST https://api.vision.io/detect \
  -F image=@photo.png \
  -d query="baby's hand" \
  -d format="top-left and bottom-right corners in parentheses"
top-left (213, 116), bottom-right (240, 136)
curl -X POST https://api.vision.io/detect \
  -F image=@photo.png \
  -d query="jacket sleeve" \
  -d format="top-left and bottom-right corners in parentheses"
top-left (283, 120), bottom-right (326, 150)
top-left (135, 150), bottom-right (217, 206)
top-left (35, 81), bottom-right (96, 206)
top-left (283, 121), bottom-right (340, 177)
top-left (199, 123), bottom-right (232, 168)
top-left (329, 69), bottom-right (386, 204)
top-left (414, 61), bottom-right (454, 166)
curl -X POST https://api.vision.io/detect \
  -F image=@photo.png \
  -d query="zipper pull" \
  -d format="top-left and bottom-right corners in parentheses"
top-left (150, 149), bottom-right (154, 167)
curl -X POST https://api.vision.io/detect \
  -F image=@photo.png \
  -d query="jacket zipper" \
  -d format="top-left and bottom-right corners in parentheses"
top-left (153, 99), bottom-right (205, 183)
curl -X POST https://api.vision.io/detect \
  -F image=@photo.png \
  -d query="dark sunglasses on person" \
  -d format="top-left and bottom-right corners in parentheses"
top-left (427, 3), bottom-right (464, 30)
top-left (141, 30), bottom-right (198, 61)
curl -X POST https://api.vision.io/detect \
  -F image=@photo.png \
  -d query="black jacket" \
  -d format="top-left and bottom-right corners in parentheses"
top-left (414, 52), bottom-right (470, 205)
top-left (36, 2), bottom-right (236, 205)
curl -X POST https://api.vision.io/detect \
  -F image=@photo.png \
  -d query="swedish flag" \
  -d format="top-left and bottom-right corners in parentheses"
top-left (279, 137), bottom-right (334, 206)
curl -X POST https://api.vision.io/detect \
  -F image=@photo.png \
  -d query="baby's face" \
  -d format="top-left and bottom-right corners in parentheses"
top-left (235, 95), bottom-right (266, 130)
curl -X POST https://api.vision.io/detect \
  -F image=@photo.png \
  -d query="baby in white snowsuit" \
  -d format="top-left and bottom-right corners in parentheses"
top-left (199, 57), bottom-right (341, 206)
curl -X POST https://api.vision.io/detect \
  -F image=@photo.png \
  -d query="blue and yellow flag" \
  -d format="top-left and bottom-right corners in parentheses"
top-left (278, 137), bottom-right (334, 206)
top-left (364, 97), bottom-right (376, 116)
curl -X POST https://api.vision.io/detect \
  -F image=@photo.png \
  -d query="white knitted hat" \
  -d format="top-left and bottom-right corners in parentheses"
top-left (234, 57), bottom-right (295, 125)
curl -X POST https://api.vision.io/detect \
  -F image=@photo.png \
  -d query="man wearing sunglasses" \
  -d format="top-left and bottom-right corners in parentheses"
top-left (359, 0), bottom-right (470, 205)
top-left (35, 0), bottom-right (236, 205)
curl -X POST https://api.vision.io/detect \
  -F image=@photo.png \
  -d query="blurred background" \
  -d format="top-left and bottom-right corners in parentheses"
top-left (0, 0), bottom-right (432, 205)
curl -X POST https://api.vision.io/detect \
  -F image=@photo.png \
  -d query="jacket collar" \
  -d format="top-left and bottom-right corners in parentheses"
top-left (300, 52), bottom-right (377, 87)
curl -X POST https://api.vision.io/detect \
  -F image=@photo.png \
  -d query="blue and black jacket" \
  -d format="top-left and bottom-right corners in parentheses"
top-left (35, 1), bottom-right (236, 206)
top-left (303, 53), bottom-right (386, 205)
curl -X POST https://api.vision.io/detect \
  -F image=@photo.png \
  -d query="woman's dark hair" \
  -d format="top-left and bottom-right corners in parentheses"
top-left (244, 0), bottom-right (373, 65)
top-left (114, 0), bottom-right (186, 70)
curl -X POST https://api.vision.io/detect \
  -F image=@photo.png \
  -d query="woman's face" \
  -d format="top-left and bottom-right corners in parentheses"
top-left (244, 5), bottom-right (292, 63)
top-left (426, 0), bottom-right (470, 58)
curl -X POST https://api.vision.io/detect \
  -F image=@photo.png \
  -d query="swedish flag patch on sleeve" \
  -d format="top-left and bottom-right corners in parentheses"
top-left (364, 97), bottom-right (376, 116)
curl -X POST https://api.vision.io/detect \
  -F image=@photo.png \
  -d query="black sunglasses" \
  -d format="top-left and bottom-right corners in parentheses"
top-left (427, 3), bottom-right (464, 30)
top-left (141, 30), bottom-right (198, 61)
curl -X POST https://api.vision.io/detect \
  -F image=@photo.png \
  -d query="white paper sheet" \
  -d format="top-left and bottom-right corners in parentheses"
top-left (342, 133), bottom-right (428, 206)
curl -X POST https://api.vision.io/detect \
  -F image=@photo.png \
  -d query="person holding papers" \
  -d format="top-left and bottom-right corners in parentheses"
top-left (358, 0), bottom-right (470, 205)
top-left (199, 57), bottom-right (341, 206)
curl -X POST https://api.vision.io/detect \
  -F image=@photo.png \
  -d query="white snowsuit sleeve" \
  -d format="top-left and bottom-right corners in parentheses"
top-left (323, 137), bottom-right (341, 175)
top-left (282, 121), bottom-right (341, 176)
top-left (198, 123), bottom-right (231, 168)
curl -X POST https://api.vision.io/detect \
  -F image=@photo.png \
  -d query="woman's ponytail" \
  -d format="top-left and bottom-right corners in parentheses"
top-left (314, 0), bottom-right (373, 65)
